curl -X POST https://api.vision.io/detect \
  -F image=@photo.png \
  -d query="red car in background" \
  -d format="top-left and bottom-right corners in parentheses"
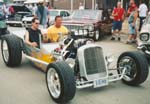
top-left (63, 9), bottom-right (112, 41)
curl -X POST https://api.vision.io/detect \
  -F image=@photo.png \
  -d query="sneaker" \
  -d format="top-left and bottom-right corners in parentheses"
top-left (118, 37), bottom-right (121, 41)
top-left (111, 37), bottom-right (115, 40)
top-left (131, 40), bottom-right (137, 43)
top-left (125, 40), bottom-right (132, 44)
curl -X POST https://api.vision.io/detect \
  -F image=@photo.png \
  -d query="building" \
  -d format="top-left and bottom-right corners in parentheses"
top-left (49, 0), bottom-right (143, 10)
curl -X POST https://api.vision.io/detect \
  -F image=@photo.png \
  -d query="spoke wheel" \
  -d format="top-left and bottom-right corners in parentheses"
top-left (118, 56), bottom-right (137, 82)
top-left (117, 51), bottom-right (149, 86)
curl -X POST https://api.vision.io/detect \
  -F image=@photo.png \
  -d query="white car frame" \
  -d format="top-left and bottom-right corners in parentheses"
top-left (1, 31), bottom-right (149, 103)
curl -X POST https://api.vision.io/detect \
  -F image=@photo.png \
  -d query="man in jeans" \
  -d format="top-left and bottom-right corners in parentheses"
top-left (138, 1), bottom-right (148, 31)
top-left (35, 1), bottom-right (50, 28)
top-left (111, 2), bottom-right (125, 41)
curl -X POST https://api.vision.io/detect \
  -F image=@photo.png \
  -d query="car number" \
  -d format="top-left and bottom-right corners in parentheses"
top-left (94, 79), bottom-right (108, 88)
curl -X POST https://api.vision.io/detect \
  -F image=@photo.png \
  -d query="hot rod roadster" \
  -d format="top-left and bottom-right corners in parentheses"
top-left (1, 31), bottom-right (149, 103)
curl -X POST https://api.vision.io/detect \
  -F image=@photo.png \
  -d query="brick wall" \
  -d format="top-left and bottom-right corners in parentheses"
top-left (53, 0), bottom-right (86, 10)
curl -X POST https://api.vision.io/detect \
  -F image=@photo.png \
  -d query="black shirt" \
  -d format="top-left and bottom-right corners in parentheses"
top-left (27, 28), bottom-right (41, 48)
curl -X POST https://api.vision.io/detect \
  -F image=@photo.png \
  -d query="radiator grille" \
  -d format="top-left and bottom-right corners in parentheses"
top-left (84, 47), bottom-right (106, 75)
top-left (64, 25), bottom-right (84, 30)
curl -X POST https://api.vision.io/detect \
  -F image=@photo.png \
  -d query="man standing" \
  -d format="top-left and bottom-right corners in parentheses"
top-left (35, 1), bottom-right (50, 28)
top-left (79, 2), bottom-right (84, 10)
top-left (47, 16), bottom-right (69, 42)
top-left (138, 1), bottom-right (148, 31)
top-left (111, 2), bottom-right (125, 41)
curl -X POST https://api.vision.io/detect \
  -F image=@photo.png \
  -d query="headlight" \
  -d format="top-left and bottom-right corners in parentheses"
top-left (83, 30), bottom-right (88, 35)
top-left (84, 25), bottom-right (94, 31)
top-left (140, 33), bottom-right (149, 41)
top-left (88, 25), bottom-right (93, 31)
top-left (74, 30), bottom-right (78, 35)
top-left (78, 30), bottom-right (83, 35)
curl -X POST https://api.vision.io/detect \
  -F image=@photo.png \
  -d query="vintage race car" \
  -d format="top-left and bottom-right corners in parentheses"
top-left (1, 31), bottom-right (149, 103)
top-left (137, 14), bottom-right (150, 60)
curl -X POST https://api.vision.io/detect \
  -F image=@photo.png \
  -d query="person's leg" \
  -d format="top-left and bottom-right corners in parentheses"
top-left (138, 17), bottom-right (142, 32)
top-left (132, 25), bottom-right (137, 43)
top-left (117, 21), bottom-right (122, 41)
top-left (111, 21), bottom-right (117, 40)
top-left (126, 23), bottom-right (133, 43)
top-left (138, 17), bottom-right (145, 32)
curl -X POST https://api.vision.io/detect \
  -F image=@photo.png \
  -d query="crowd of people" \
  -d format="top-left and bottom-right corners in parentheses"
top-left (0, 3), bottom-right (15, 18)
top-left (111, 0), bottom-right (148, 44)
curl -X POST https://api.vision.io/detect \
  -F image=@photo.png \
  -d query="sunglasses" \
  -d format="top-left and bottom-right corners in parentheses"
top-left (35, 22), bottom-right (40, 24)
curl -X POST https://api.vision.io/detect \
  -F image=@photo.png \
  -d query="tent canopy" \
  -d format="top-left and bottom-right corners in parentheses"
top-left (13, 0), bottom-right (25, 1)
top-left (24, 0), bottom-right (49, 4)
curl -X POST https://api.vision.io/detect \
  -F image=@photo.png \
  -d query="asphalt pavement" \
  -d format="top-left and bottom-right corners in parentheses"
top-left (0, 27), bottom-right (150, 104)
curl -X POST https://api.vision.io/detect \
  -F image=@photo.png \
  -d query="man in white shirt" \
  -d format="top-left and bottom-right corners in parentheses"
top-left (79, 3), bottom-right (84, 10)
top-left (138, 1), bottom-right (148, 31)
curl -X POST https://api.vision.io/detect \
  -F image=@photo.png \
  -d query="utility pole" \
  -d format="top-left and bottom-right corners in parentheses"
top-left (121, 0), bottom-right (123, 8)
top-left (71, 0), bottom-right (73, 11)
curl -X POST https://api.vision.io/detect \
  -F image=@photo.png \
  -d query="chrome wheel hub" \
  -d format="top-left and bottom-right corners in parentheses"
top-left (2, 40), bottom-right (9, 62)
top-left (118, 56), bottom-right (137, 81)
top-left (47, 68), bottom-right (61, 98)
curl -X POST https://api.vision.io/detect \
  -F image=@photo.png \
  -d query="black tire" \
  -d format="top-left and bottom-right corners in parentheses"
top-left (1, 35), bottom-right (22, 67)
top-left (46, 61), bottom-right (76, 103)
top-left (117, 51), bottom-right (149, 86)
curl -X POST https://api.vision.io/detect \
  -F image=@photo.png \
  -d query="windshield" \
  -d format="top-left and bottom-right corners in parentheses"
top-left (49, 11), bottom-right (59, 16)
top-left (71, 10), bottom-right (100, 20)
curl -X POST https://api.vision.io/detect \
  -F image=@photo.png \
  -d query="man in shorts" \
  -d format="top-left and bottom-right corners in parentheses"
top-left (111, 2), bottom-right (125, 41)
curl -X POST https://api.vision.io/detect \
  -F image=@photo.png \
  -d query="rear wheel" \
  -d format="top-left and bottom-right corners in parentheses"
top-left (46, 61), bottom-right (76, 103)
top-left (1, 35), bottom-right (22, 67)
top-left (117, 51), bottom-right (149, 86)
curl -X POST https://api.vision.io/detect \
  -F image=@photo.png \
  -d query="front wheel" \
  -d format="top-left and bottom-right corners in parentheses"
top-left (46, 61), bottom-right (76, 103)
top-left (117, 51), bottom-right (149, 86)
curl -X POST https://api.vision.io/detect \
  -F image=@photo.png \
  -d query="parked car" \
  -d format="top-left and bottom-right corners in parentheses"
top-left (6, 4), bottom-right (32, 26)
top-left (62, 9), bottom-right (112, 41)
top-left (22, 9), bottom-right (71, 27)
top-left (137, 14), bottom-right (150, 60)
top-left (1, 31), bottom-right (149, 103)
top-left (0, 11), bottom-right (9, 38)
